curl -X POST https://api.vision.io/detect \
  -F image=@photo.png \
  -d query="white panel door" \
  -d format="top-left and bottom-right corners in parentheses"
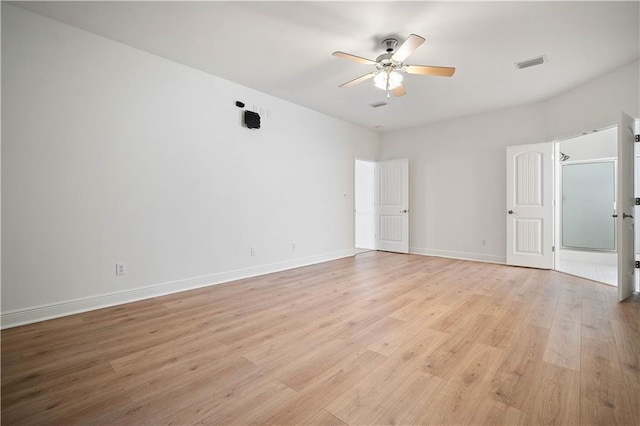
top-left (376, 159), bottom-right (409, 253)
top-left (506, 142), bottom-right (554, 269)
top-left (617, 113), bottom-right (636, 301)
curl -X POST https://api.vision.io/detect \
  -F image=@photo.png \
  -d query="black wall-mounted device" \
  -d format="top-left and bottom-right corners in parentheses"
top-left (243, 110), bottom-right (261, 129)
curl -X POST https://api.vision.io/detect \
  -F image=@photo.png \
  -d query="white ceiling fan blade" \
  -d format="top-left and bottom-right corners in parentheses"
top-left (391, 34), bottom-right (425, 62)
top-left (339, 72), bottom-right (377, 88)
top-left (404, 65), bottom-right (456, 77)
top-left (332, 51), bottom-right (376, 65)
top-left (392, 84), bottom-right (407, 97)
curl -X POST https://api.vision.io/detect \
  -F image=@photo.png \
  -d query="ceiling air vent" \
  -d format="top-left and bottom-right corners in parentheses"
top-left (370, 101), bottom-right (388, 108)
top-left (515, 55), bottom-right (546, 70)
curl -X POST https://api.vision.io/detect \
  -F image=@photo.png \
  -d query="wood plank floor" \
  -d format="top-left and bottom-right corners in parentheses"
top-left (2, 252), bottom-right (639, 425)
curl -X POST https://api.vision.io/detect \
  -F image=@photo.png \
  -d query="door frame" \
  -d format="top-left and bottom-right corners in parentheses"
top-left (552, 125), bottom-right (619, 280)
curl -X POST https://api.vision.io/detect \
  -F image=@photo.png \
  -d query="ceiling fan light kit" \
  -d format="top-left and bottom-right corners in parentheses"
top-left (333, 33), bottom-right (455, 97)
top-left (374, 70), bottom-right (403, 90)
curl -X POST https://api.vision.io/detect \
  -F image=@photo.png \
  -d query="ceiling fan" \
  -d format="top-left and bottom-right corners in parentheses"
top-left (332, 34), bottom-right (455, 97)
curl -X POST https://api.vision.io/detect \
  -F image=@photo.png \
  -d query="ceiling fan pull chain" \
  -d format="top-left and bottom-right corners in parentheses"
top-left (385, 68), bottom-right (391, 91)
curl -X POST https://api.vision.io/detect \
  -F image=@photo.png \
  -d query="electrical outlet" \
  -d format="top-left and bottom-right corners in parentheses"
top-left (481, 240), bottom-right (487, 247)
top-left (116, 263), bottom-right (127, 275)
top-left (250, 247), bottom-right (256, 256)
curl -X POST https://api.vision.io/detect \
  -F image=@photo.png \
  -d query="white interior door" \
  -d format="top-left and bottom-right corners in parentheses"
top-left (506, 142), bottom-right (554, 269)
top-left (617, 112), bottom-right (636, 301)
top-left (376, 159), bottom-right (409, 253)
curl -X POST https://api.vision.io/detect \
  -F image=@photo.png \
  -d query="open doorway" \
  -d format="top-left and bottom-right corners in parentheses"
top-left (355, 159), bottom-right (375, 253)
top-left (555, 127), bottom-right (617, 286)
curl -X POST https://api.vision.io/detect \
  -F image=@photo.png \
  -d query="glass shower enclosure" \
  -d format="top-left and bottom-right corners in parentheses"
top-left (561, 160), bottom-right (616, 251)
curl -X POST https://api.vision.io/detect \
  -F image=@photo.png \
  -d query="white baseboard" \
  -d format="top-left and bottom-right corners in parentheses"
top-left (410, 247), bottom-right (506, 265)
top-left (1, 249), bottom-right (354, 329)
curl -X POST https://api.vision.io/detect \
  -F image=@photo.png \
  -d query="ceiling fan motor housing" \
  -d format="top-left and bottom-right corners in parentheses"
top-left (382, 38), bottom-right (398, 53)
top-left (375, 52), bottom-right (402, 72)
top-left (377, 39), bottom-right (403, 72)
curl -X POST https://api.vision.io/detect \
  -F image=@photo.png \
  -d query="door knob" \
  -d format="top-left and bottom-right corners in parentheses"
top-left (508, 210), bottom-right (514, 214)
top-left (401, 209), bottom-right (408, 213)
top-left (612, 214), bottom-right (618, 217)
top-left (623, 213), bottom-right (634, 219)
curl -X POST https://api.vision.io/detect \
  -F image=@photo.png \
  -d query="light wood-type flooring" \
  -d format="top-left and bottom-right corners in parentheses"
top-left (2, 252), bottom-right (640, 425)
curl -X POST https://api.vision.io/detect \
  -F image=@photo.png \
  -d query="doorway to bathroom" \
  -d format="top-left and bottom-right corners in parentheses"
top-left (555, 127), bottom-right (617, 286)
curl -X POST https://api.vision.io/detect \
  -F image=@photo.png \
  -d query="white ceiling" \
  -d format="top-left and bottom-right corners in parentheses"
top-left (12, 1), bottom-right (640, 132)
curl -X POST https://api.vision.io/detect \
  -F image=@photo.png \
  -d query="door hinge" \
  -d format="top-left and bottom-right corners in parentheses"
top-left (636, 198), bottom-right (640, 206)
top-left (635, 261), bottom-right (640, 269)
top-left (636, 134), bottom-right (640, 142)
top-left (552, 246), bottom-right (555, 252)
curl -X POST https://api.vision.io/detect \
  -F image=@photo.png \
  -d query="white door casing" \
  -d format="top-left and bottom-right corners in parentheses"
top-left (617, 113), bottom-right (636, 301)
top-left (376, 159), bottom-right (409, 253)
top-left (506, 142), bottom-right (554, 269)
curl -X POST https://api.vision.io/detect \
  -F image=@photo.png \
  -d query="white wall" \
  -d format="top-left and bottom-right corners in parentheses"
top-left (559, 127), bottom-right (617, 162)
top-left (381, 60), bottom-right (639, 264)
top-left (1, 5), bottom-right (379, 327)
top-left (547, 61), bottom-right (640, 141)
top-left (380, 103), bottom-right (548, 263)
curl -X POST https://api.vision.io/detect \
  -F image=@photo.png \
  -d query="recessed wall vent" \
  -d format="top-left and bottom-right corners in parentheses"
top-left (370, 101), bottom-right (388, 108)
top-left (515, 55), bottom-right (547, 70)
